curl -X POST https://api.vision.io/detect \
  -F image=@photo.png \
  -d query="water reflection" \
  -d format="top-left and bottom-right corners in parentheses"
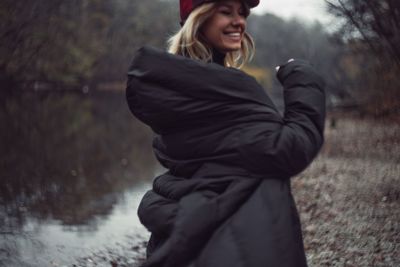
top-left (0, 90), bottom-right (158, 266)
top-left (1, 185), bottom-right (152, 267)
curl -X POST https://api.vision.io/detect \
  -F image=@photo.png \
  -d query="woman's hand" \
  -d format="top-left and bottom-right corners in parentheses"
top-left (275, 58), bottom-right (294, 72)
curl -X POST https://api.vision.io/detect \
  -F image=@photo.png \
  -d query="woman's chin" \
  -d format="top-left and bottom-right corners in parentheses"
top-left (219, 44), bottom-right (242, 53)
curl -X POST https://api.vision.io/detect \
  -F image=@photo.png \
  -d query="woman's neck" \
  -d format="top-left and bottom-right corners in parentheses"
top-left (211, 48), bottom-right (226, 66)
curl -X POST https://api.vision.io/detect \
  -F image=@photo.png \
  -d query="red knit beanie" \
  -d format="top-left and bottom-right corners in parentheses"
top-left (180, 0), bottom-right (260, 25)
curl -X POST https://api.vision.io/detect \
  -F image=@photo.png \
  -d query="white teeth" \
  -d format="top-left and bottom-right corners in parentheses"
top-left (227, 33), bottom-right (240, 37)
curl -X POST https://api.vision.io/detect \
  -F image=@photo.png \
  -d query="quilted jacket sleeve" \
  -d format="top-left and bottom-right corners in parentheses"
top-left (239, 60), bottom-right (326, 178)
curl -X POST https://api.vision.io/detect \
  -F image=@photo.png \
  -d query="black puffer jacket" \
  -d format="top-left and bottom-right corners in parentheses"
top-left (126, 46), bottom-right (326, 267)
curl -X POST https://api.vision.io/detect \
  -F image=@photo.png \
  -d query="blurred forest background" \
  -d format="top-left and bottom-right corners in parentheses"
top-left (1, 0), bottom-right (399, 112)
top-left (0, 0), bottom-right (399, 266)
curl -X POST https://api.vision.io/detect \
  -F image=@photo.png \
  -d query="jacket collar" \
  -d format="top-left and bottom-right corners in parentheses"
top-left (211, 48), bottom-right (226, 66)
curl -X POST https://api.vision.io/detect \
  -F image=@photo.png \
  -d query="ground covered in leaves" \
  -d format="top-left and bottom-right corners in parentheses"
top-left (74, 117), bottom-right (400, 267)
top-left (294, 117), bottom-right (400, 267)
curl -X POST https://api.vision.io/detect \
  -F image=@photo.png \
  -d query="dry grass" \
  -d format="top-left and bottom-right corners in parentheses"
top-left (293, 117), bottom-right (400, 266)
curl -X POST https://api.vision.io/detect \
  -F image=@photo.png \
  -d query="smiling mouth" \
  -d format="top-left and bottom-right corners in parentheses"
top-left (224, 32), bottom-right (242, 41)
top-left (226, 32), bottom-right (240, 36)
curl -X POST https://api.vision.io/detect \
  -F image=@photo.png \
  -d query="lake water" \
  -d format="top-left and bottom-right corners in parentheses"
top-left (0, 183), bottom-right (154, 267)
top-left (0, 91), bottom-right (158, 267)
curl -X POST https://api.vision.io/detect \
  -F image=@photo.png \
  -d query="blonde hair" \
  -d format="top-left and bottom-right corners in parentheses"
top-left (168, 2), bottom-right (255, 68)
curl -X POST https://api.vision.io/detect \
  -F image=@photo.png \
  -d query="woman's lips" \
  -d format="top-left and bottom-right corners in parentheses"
top-left (224, 32), bottom-right (242, 41)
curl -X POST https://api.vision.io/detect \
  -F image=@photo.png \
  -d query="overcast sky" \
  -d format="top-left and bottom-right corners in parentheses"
top-left (252, 0), bottom-right (333, 25)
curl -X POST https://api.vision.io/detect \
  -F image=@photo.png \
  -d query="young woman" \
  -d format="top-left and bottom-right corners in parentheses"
top-left (126, 0), bottom-right (326, 266)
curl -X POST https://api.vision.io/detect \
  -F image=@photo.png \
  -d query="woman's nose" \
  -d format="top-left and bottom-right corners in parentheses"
top-left (231, 14), bottom-right (246, 28)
